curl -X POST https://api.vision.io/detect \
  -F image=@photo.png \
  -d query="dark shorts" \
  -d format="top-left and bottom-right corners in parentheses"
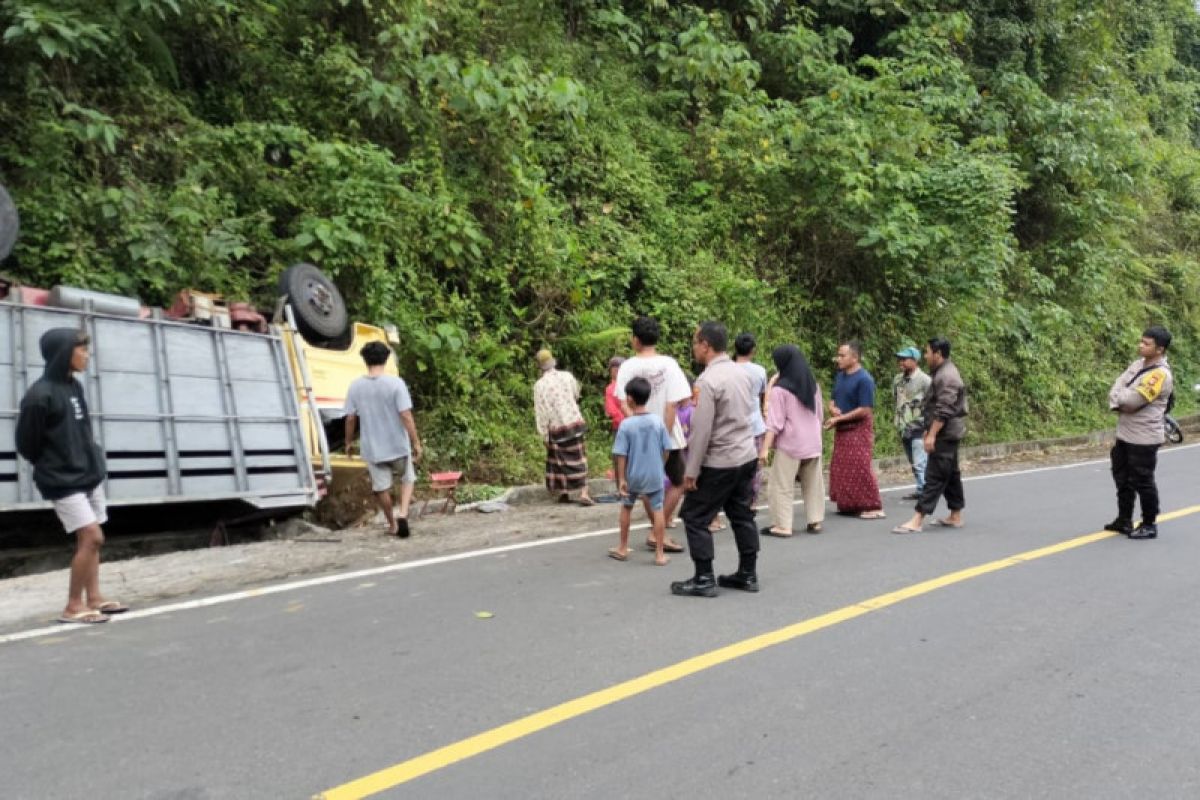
top-left (665, 449), bottom-right (686, 487)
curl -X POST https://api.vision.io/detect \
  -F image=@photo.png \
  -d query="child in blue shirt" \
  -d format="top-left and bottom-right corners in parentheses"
top-left (610, 376), bottom-right (673, 565)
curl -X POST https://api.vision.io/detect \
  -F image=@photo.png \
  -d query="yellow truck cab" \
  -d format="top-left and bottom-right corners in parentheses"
top-left (279, 315), bottom-right (400, 478)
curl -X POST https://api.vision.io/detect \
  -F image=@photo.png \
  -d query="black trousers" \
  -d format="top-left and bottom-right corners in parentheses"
top-left (680, 459), bottom-right (760, 565)
top-left (915, 438), bottom-right (964, 516)
top-left (1111, 440), bottom-right (1160, 524)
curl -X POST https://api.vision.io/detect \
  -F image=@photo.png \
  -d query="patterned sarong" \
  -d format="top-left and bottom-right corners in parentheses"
top-left (545, 421), bottom-right (589, 493)
top-left (828, 415), bottom-right (882, 513)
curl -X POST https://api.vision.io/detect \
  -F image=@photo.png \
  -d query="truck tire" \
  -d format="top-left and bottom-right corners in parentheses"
top-left (0, 184), bottom-right (17, 262)
top-left (278, 262), bottom-right (350, 346)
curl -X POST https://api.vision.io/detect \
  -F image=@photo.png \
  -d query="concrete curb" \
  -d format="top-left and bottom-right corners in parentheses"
top-left (878, 412), bottom-right (1199, 470)
top-left (480, 477), bottom-right (619, 509)
top-left (471, 414), bottom-right (1200, 510)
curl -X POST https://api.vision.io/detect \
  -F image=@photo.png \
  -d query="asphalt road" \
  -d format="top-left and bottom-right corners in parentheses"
top-left (2, 446), bottom-right (1199, 800)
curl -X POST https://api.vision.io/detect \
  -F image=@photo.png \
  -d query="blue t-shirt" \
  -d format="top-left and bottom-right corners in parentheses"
top-left (612, 413), bottom-right (672, 495)
top-left (833, 368), bottom-right (876, 413)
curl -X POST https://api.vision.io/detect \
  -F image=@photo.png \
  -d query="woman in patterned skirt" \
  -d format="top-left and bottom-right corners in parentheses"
top-left (534, 348), bottom-right (594, 505)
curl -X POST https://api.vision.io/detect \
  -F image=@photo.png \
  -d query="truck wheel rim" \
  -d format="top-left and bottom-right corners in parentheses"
top-left (304, 279), bottom-right (334, 317)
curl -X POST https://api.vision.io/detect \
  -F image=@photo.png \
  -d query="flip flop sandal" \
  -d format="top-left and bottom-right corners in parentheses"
top-left (805, 523), bottom-right (823, 534)
top-left (91, 601), bottom-right (129, 614)
top-left (577, 497), bottom-right (596, 507)
top-left (858, 511), bottom-right (887, 520)
top-left (648, 539), bottom-right (685, 553)
top-left (891, 525), bottom-right (922, 534)
top-left (932, 518), bottom-right (964, 529)
top-left (607, 548), bottom-right (629, 561)
top-left (57, 610), bottom-right (109, 624)
top-left (760, 527), bottom-right (794, 538)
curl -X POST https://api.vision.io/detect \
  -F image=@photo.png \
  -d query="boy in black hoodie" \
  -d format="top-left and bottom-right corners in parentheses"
top-left (16, 328), bottom-right (126, 623)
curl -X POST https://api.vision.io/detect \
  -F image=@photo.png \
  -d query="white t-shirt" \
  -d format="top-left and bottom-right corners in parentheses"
top-left (614, 354), bottom-right (691, 449)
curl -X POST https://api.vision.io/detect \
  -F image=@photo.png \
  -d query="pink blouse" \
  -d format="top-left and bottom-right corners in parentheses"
top-left (765, 384), bottom-right (824, 461)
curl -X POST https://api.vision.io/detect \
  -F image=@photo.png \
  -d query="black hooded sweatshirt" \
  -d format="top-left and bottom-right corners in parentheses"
top-left (14, 328), bottom-right (106, 500)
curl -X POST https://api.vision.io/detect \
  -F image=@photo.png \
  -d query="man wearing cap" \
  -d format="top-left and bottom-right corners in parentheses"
top-left (534, 349), bottom-right (594, 505)
top-left (892, 346), bottom-right (931, 501)
top-left (16, 328), bottom-right (128, 624)
top-left (604, 356), bottom-right (626, 432)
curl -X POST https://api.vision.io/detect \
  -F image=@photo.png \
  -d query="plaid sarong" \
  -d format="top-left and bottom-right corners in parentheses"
top-left (545, 421), bottom-right (589, 492)
top-left (828, 415), bottom-right (883, 513)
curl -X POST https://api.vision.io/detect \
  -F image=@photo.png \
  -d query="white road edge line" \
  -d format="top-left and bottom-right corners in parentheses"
top-left (4, 443), bottom-right (1197, 646)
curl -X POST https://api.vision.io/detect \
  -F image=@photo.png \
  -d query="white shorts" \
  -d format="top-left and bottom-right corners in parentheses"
top-left (367, 457), bottom-right (416, 493)
top-left (53, 486), bottom-right (108, 534)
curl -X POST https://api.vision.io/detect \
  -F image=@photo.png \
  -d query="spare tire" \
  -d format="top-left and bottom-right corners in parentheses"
top-left (278, 262), bottom-right (350, 346)
top-left (0, 184), bottom-right (18, 262)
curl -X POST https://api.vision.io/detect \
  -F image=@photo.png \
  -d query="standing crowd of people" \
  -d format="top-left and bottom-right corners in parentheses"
top-left (12, 316), bottom-right (1177, 620)
top-left (527, 316), bottom-right (1178, 597)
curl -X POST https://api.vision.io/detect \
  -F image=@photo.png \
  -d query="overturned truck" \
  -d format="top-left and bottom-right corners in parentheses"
top-left (0, 185), bottom-right (396, 529)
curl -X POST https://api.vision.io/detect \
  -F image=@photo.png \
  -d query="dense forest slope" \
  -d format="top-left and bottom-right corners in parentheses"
top-left (2, 0), bottom-right (1198, 480)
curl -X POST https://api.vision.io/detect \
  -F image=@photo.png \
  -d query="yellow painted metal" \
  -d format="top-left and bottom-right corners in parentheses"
top-left (280, 320), bottom-right (398, 470)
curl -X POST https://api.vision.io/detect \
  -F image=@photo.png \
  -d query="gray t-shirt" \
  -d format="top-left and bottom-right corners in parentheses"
top-left (741, 361), bottom-right (768, 437)
top-left (344, 375), bottom-right (413, 464)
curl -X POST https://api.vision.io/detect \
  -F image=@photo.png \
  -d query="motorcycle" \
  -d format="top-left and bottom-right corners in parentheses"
top-left (1163, 383), bottom-right (1200, 445)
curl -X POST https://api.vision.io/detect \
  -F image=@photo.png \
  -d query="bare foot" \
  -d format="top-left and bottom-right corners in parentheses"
top-left (654, 554), bottom-right (670, 566)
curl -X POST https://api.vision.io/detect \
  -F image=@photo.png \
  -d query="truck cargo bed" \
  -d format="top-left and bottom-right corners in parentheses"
top-left (1, 299), bottom-right (319, 518)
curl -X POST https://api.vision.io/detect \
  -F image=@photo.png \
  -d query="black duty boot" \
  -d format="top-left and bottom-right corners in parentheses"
top-left (1104, 518), bottom-right (1133, 536)
top-left (1129, 523), bottom-right (1158, 540)
top-left (717, 571), bottom-right (760, 593)
top-left (671, 573), bottom-right (718, 597)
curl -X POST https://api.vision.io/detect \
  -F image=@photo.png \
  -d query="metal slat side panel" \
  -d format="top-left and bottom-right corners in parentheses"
top-left (150, 312), bottom-right (183, 497)
top-left (81, 308), bottom-right (109, 498)
top-left (13, 303), bottom-right (34, 504)
top-left (0, 304), bottom-right (20, 505)
top-left (212, 331), bottom-right (249, 493)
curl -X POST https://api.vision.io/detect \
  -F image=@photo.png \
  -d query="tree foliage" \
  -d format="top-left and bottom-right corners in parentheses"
top-left (2, 0), bottom-right (1198, 479)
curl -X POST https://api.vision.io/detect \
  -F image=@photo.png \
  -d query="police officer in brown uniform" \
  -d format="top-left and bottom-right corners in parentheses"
top-left (1106, 326), bottom-right (1174, 540)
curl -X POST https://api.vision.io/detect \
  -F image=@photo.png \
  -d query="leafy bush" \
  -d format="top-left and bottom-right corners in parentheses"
top-left (2, 0), bottom-right (1198, 480)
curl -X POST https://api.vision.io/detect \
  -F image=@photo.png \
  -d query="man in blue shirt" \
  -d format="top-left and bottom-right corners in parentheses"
top-left (824, 340), bottom-right (885, 518)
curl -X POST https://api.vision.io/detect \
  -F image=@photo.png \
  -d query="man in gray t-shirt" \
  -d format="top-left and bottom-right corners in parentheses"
top-left (734, 332), bottom-right (768, 505)
top-left (345, 342), bottom-right (423, 538)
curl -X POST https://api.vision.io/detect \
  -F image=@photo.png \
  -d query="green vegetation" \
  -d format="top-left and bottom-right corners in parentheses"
top-left (2, 0), bottom-right (1198, 481)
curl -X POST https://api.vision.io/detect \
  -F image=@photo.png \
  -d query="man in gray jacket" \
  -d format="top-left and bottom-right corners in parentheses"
top-left (893, 337), bottom-right (967, 534)
top-left (1105, 326), bottom-right (1174, 540)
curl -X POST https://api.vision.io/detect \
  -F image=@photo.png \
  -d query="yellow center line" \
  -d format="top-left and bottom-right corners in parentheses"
top-left (315, 505), bottom-right (1200, 800)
